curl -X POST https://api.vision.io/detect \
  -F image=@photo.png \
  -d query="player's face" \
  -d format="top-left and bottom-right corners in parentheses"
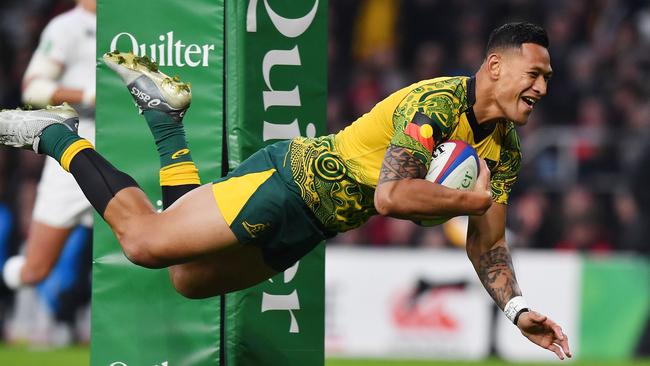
top-left (495, 43), bottom-right (552, 125)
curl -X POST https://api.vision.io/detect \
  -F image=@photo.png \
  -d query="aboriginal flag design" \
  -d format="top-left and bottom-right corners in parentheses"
top-left (404, 112), bottom-right (441, 154)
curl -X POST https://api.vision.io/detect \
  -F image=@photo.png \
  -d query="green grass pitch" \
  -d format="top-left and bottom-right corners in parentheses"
top-left (0, 346), bottom-right (648, 366)
top-left (0, 345), bottom-right (89, 366)
top-left (326, 359), bottom-right (650, 366)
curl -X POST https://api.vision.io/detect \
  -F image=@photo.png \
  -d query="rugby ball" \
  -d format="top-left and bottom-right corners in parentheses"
top-left (420, 140), bottom-right (480, 226)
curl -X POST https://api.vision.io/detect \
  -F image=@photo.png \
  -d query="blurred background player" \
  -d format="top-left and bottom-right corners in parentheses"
top-left (1, 0), bottom-right (95, 344)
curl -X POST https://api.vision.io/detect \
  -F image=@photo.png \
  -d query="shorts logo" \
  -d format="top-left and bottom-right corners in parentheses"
top-left (171, 148), bottom-right (190, 160)
top-left (243, 221), bottom-right (270, 238)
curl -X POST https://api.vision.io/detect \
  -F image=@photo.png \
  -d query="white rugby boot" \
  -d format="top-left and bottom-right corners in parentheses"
top-left (0, 103), bottom-right (79, 153)
top-left (103, 51), bottom-right (191, 122)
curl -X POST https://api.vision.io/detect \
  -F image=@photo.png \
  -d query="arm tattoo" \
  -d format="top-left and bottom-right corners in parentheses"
top-left (477, 246), bottom-right (522, 309)
top-left (378, 144), bottom-right (427, 184)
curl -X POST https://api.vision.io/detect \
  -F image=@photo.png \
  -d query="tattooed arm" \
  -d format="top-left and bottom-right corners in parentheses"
top-left (466, 203), bottom-right (520, 308)
top-left (467, 203), bottom-right (573, 360)
top-left (374, 144), bottom-right (492, 219)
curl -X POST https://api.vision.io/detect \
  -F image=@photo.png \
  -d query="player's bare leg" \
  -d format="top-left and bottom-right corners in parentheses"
top-left (0, 54), bottom-right (278, 296)
top-left (168, 246), bottom-right (276, 299)
top-left (101, 184), bottom-right (235, 267)
top-left (2, 222), bottom-right (72, 288)
top-left (102, 51), bottom-right (278, 294)
top-left (102, 185), bottom-right (276, 296)
top-left (20, 223), bottom-right (71, 284)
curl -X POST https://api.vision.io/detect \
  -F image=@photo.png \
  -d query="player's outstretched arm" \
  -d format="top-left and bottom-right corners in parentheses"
top-left (374, 144), bottom-right (492, 219)
top-left (466, 204), bottom-right (572, 360)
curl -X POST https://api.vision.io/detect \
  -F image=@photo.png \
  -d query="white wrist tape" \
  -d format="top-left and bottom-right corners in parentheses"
top-left (22, 78), bottom-right (57, 107)
top-left (22, 53), bottom-right (62, 107)
top-left (3, 256), bottom-right (25, 290)
top-left (504, 296), bottom-right (529, 324)
top-left (24, 53), bottom-right (61, 81)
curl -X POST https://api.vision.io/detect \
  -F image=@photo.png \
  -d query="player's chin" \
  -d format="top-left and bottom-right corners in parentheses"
top-left (511, 111), bottom-right (531, 125)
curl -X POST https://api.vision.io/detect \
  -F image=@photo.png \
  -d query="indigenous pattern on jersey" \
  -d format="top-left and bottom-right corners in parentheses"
top-left (289, 76), bottom-right (521, 233)
top-left (289, 137), bottom-right (376, 232)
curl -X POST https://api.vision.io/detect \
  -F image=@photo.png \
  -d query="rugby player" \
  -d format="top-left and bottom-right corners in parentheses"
top-left (2, 0), bottom-right (96, 291)
top-left (0, 22), bottom-right (571, 359)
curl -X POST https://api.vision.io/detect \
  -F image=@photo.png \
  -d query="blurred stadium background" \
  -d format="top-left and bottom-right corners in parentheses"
top-left (0, 0), bottom-right (648, 365)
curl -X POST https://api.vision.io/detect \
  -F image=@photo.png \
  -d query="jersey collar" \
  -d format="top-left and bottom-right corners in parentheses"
top-left (466, 76), bottom-right (496, 142)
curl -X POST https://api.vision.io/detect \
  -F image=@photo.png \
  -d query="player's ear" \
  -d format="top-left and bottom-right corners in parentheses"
top-left (486, 53), bottom-right (501, 80)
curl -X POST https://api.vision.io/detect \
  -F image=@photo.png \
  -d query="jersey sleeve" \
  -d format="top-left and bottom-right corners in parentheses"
top-left (491, 123), bottom-right (522, 204)
top-left (390, 82), bottom-right (463, 166)
top-left (35, 17), bottom-right (72, 64)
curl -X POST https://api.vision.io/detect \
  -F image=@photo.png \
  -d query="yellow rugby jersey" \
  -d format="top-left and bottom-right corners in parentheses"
top-left (288, 76), bottom-right (521, 232)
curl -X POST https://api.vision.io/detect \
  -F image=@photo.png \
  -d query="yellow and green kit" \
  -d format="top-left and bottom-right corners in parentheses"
top-left (212, 76), bottom-right (522, 270)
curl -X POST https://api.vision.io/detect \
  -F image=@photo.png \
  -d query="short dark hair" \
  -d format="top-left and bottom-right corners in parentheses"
top-left (486, 22), bottom-right (549, 55)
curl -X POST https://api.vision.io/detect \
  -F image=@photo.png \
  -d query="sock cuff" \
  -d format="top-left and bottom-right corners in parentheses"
top-left (61, 139), bottom-right (94, 172)
top-left (159, 161), bottom-right (201, 186)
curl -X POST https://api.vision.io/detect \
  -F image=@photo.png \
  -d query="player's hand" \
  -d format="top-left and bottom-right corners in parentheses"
top-left (517, 310), bottom-right (572, 360)
top-left (467, 158), bottom-right (492, 213)
top-left (473, 158), bottom-right (491, 196)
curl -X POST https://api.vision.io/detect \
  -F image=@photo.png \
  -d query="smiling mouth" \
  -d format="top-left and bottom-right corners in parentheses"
top-left (522, 96), bottom-right (537, 108)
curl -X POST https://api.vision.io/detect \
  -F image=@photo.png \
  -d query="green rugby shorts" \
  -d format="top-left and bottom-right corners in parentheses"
top-left (211, 140), bottom-right (332, 271)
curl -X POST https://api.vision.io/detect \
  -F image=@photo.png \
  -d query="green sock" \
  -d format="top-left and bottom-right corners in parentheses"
top-left (143, 109), bottom-right (193, 167)
top-left (38, 124), bottom-right (83, 162)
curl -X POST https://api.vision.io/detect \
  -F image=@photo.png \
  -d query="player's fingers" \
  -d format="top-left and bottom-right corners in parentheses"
top-left (547, 343), bottom-right (565, 360)
top-left (473, 160), bottom-right (490, 195)
top-left (552, 325), bottom-right (564, 340)
top-left (476, 160), bottom-right (491, 195)
top-left (479, 158), bottom-right (487, 171)
top-left (559, 333), bottom-right (572, 358)
top-left (480, 159), bottom-right (490, 180)
top-left (476, 160), bottom-right (487, 180)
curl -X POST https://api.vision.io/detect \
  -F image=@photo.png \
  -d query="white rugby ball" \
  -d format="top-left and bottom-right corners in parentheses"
top-left (420, 140), bottom-right (480, 226)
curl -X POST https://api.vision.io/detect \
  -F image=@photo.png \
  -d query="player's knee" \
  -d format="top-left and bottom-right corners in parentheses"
top-left (169, 268), bottom-right (226, 299)
top-left (113, 217), bottom-right (171, 268)
top-left (119, 233), bottom-right (165, 269)
top-left (170, 278), bottom-right (214, 299)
